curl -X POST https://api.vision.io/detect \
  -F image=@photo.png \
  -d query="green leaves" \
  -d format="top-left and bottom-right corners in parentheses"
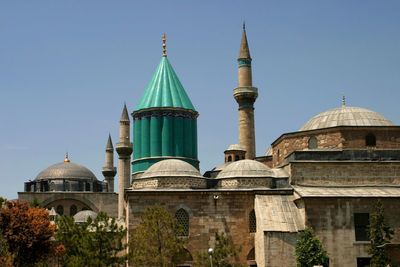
top-left (295, 226), bottom-right (329, 267)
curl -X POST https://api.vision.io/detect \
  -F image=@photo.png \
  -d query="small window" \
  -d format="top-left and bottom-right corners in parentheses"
top-left (175, 209), bottom-right (189, 236)
top-left (56, 205), bottom-right (64, 216)
top-left (85, 182), bottom-right (91, 191)
top-left (247, 248), bottom-right (255, 260)
top-left (366, 133), bottom-right (376, 146)
top-left (357, 257), bottom-right (371, 267)
top-left (235, 155), bottom-right (240, 161)
top-left (308, 136), bottom-right (318, 149)
top-left (228, 156), bottom-right (232, 162)
top-left (277, 150), bottom-right (280, 164)
top-left (70, 205), bottom-right (77, 216)
top-left (354, 213), bottom-right (369, 241)
top-left (249, 209), bottom-right (256, 233)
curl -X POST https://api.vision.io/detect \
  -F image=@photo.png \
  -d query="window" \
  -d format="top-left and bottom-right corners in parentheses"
top-left (56, 205), bottom-right (64, 216)
top-left (277, 150), bottom-right (280, 164)
top-left (228, 156), bottom-right (232, 162)
top-left (235, 155), bottom-right (240, 161)
top-left (308, 136), bottom-right (318, 149)
top-left (357, 257), bottom-right (371, 267)
top-left (85, 182), bottom-right (91, 191)
top-left (249, 209), bottom-right (256, 233)
top-left (70, 205), bottom-right (77, 216)
top-left (354, 213), bottom-right (369, 241)
top-left (366, 133), bottom-right (376, 146)
top-left (175, 209), bottom-right (189, 236)
top-left (247, 248), bottom-right (255, 260)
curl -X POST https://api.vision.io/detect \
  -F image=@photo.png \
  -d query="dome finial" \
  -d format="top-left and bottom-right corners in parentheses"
top-left (342, 94), bottom-right (346, 107)
top-left (64, 152), bottom-right (70, 163)
top-left (162, 33), bottom-right (167, 57)
top-left (243, 21), bottom-right (245, 30)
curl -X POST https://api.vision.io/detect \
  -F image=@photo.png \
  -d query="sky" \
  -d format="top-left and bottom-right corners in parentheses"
top-left (1, 1), bottom-right (399, 199)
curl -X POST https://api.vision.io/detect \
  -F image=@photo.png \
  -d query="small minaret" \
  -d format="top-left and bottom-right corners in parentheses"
top-left (233, 23), bottom-right (258, 159)
top-left (116, 104), bottom-right (133, 219)
top-left (102, 134), bottom-right (117, 192)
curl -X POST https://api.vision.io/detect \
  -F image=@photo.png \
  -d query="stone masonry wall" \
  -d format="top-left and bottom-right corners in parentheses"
top-left (289, 161), bottom-right (400, 186)
top-left (126, 191), bottom-right (256, 265)
top-left (304, 198), bottom-right (400, 267)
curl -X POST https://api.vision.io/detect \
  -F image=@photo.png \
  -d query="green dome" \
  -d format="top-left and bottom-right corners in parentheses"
top-left (135, 57), bottom-right (196, 111)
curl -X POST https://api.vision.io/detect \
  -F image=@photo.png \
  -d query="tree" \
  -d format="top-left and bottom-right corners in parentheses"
top-left (0, 200), bottom-right (55, 266)
top-left (55, 211), bottom-right (128, 266)
top-left (194, 232), bottom-right (245, 267)
top-left (29, 197), bottom-right (43, 208)
top-left (295, 226), bottom-right (329, 267)
top-left (130, 205), bottom-right (187, 267)
top-left (368, 200), bottom-right (394, 267)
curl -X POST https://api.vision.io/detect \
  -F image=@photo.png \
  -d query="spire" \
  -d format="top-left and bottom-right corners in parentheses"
top-left (238, 22), bottom-right (251, 61)
top-left (106, 134), bottom-right (113, 151)
top-left (64, 152), bottom-right (70, 163)
top-left (342, 94), bottom-right (346, 107)
top-left (120, 103), bottom-right (129, 122)
top-left (162, 33), bottom-right (167, 57)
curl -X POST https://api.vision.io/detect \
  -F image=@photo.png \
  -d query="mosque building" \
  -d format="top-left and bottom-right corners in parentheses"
top-left (18, 26), bottom-right (400, 267)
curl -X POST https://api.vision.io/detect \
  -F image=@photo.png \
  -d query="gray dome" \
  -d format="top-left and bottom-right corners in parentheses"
top-left (73, 210), bottom-right (97, 223)
top-left (141, 159), bottom-right (203, 179)
top-left (225, 144), bottom-right (246, 151)
top-left (217, 160), bottom-right (273, 179)
top-left (300, 106), bottom-right (394, 131)
top-left (35, 161), bottom-right (98, 181)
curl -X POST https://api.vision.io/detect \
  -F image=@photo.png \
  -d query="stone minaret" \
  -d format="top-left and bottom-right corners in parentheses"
top-left (233, 24), bottom-right (258, 159)
top-left (116, 104), bottom-right (133, 219)
top-left (102, 134), bottom-right (117, 192)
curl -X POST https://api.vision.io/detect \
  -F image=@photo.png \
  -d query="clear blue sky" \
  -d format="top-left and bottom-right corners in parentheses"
top-left (1, 1), bottom-right (399, 199)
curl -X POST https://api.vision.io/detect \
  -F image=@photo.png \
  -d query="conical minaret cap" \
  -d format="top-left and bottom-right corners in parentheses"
top-left (106, 134), bottom-right (113, 151)
top-left (120, 104), bottom-right (130, 122)
top-left (238, 23), bottom-right (251, 61)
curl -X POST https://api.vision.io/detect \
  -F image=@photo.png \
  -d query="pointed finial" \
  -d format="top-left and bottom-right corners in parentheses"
top-left (238, 23), bottom-right (251, 60)
top-left (162, 33), bottom-right (167, 57)
top-left (342, 94), bottom-right (346, 107)
top-left (106, 134), bottom-right (113, 150)
top-left (64, 152), bottom-right (70, 163)
top-left (243, 21), bottom-right (245, 30)
top-left (120, 103), bottom-right (129, 122)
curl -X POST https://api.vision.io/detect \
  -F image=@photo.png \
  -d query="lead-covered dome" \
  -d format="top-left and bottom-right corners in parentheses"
top-left (35, 161), bottom-right (98, 181)
top-left (299, 106), bottom-right (394, 131)
top-left (141, 159), bottom-right (202, 179)
top-left (217, 159), bottom-right (273, 179)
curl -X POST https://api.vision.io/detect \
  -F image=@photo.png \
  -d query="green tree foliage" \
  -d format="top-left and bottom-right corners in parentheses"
top-left (194, 232), bottom-right (245, 267)
top-left (29, 197), bottom-right (43, 208)
top-left (367, 200), bottom-right (394, 267)
top-left (0, 200), bottom-right (55, 266)
top-left (130, 205), bottom-right (187, 267)
top-left (55, 211), bottom-right (128, 267)
top-left (295, 226), bottom-right (329, 267)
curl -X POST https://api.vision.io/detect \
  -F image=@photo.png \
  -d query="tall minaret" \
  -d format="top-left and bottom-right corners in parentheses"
top-left (102, 134), bottom-right (117, 192)
top-left (233, 24), bottom-right (258, 159)
top-left (116, 104), bottom-right (133, 219)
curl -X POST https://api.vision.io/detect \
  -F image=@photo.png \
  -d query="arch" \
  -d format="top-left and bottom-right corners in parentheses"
top-left (249, 209), bottom-right (256, 233)
top-left (172, 248), bottom-right (193, 264)
top-left (308, 136), bottom-right (318, 149)
top-left (56, 205), bottom-right (64, 216)
top-left (175, 208), bottom-right (189, 236)
top-left (42, 195), bottom-right (99, 213)
top-left (366, 133), bottom-right (376, 146)
top-left (70, 205), bottom-right (77, 216)
top-left (228, 156), bottom-right (232, 162)
top-left (247, 247), bottom-right (255, 260)
top-left (235, 155), bottom-right (240, 161)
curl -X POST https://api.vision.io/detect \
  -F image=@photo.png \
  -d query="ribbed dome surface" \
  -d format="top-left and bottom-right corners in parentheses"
top-left (73, 210), bottom-right (97, 223)
top-left (35, 162), bottom-right (97, 181)
top-left (300, 106), bottom-right (394, 131)
top-left (225, 144), bottom-right (246, 151)
top-left (135, 57), bottom-right (196, 111)
top-left (217, 160), bottom-right (273, 178)
top-left (141, 159), bottom-right (202, 178)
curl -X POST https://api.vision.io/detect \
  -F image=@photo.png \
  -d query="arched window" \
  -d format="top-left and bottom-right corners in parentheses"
top-left (175, 208), bottom-right (189, 236)
top-left (277, 150), bottom-right (280, 164)
top-left (366, 133), bottom-right (376, 147)
top-left (85, 182), bottom-right (91, 191)
top-left (247, 248), bottom-right (255, 260)
top-left (235, 155), bottom-right (240, 161)
top-left (228, 156), bottom-right (232, 162)
top-left (70, 205), bottom-right (77, 216)
top-left (308, 136), bottom-right (318, 149)
top-left (249, 209), bottom-right (256, 233)
top-left (56, 205), bottom-right (64, 216)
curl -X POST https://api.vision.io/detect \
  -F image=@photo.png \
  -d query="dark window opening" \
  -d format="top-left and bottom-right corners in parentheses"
top-left (85, 182), bottom-right (90, 191)
top-left (247, 248), bottom-right (255, 260)
top-left (366, 133), bottom-right (376, 146)
top-left (235, 155), bottom-right (240, 161)
top-left (56, 205), bottom-right (64, 216)
top-left (175, 209), bottom-right (189, 236)
top-left (249, 209), bottom-right (256, 233)
top-left (70, 205), bottom-right (77, 216)
top-left (357, 257), bottom-right (371, 267)
top-left (228, 156), bottom-right (232, 162)
top-left (308, 136), bottom-right (318, 149)
top-left (354, 213), bottom-right (369, 241)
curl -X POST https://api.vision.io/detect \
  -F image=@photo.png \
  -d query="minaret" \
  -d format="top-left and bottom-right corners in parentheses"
top-left (233, 23), bottom-right (258, 159)
top-left (102, 134), bottom-right (117, 192)
top-left (116, 104), bottom-right (133, 219)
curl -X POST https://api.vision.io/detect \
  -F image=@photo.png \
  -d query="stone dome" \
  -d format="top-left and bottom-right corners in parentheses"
top-left (141, 159), bottom-right (203, 179)
top-left (299, 106), bottom-right (394, 131)
top-left (73, 210), bottom-right (97, 223)
top-left (225, 144), bottom-right (246, 152)
top-left (217, 160), bottom-right (273, 179)
top-left (35, 161), bottom-right (98, 181)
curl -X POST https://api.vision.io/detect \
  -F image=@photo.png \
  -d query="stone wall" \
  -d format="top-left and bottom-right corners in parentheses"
top-left (303, 198), bottom-right (400, 267)
top-left (258, 232), bottom-right (297, 267)
top-left (289, 161), bottom-right (400, 186)
top-left (126, 190), bottom-right (256, 265)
